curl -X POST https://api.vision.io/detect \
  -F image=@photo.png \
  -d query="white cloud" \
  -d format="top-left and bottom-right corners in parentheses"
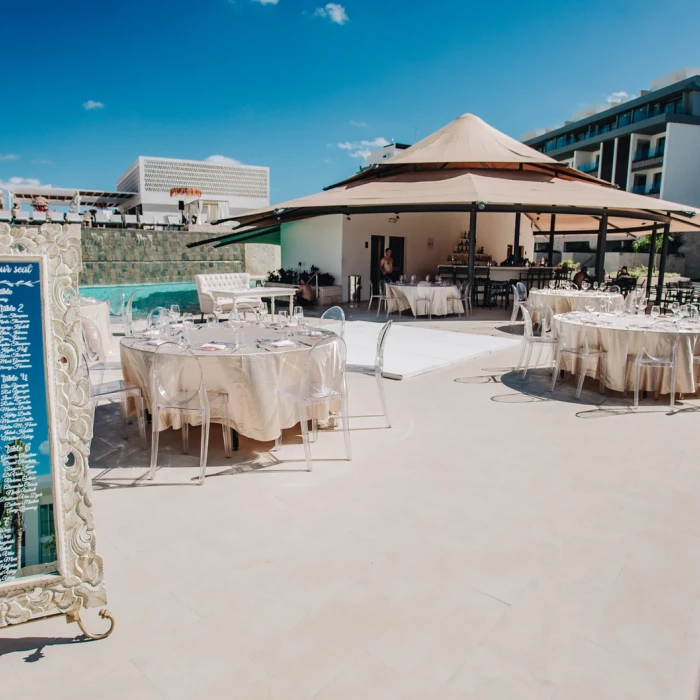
top-left (39, 440), bottom-right (50, 455)
top-left (0, 154), bottom-right (19, 161)
top-left (336, 136), bottom-right (389, 160)
top-left (315, 2), bottom-right (348, 24)
top-left (0, 177), bottom-right (45, 188)
top-left (252, 0), bottom-right (278, 4)
top-left (205, 154), bottom-right (242, 166)
top-left (83, 100), bottom-right (104, 111)
top-left (606, 91), bottom-right (629, 104)
top-left (350, 120), bottom-right (369, 128)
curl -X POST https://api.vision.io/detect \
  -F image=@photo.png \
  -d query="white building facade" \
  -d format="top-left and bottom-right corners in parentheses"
top-left (522, 68), bottom-right (700, 272)
top-left (116, 156), bottom-right (270, 223)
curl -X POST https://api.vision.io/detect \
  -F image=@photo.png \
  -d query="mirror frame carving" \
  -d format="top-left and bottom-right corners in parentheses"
top-left (0, 223), bottom-right (111, 638)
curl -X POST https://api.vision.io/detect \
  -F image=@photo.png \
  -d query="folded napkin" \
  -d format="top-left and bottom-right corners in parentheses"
top-left (267, 339), bottom-right (296, 348)
top-left (199, 343), bottom-right (227, 351)
top-left (144, 339), bottom-right (167, 346)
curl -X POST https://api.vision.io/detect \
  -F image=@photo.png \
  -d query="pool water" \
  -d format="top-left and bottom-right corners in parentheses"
top-left (80, 282), bottom-right (200, 318)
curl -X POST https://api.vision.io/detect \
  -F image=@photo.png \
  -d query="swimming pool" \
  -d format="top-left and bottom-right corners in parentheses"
top-left (80, 282), bottom-right (200, 318)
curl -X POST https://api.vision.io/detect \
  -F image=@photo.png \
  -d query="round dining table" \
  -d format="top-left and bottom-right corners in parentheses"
top-left (530, 288), bottom-right (624, 324)
top-left (386, 282), bottom-right (463, 317)
top-left (554, 312), bottom-right (700, 394)
top-left (120, 323), bottom-right (338, 442)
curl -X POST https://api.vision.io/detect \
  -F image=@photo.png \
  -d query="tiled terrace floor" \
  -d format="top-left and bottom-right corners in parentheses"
top-left (3, 313), bottom-right (700, 699)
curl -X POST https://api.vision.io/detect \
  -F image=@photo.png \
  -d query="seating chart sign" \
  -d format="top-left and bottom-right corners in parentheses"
top-left (0, 259), bottom-right (57, 582)
top-left (0, 223), bottom-right (110, 638)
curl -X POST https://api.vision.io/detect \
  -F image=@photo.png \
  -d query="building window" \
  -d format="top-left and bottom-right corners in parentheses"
top-left (563, 241), bottom-right (591, 253)
top-left (534, 242), bottom-right (550, 253)
top-left (605, 240), bottom-right (636, 253)
top-left (40, 504), bottom-right (56, 564)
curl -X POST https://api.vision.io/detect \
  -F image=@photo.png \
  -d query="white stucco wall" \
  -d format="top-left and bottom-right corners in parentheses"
top-left (280, 215), bottom-right (344, 284)
top-left (662, 123), bottom-right (700, 207)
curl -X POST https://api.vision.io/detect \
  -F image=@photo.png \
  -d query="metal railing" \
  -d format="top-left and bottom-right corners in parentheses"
top-left (633, 146), bottom-right (665, 162)
top-left (632, 183), bottom-right (662, 196)
top-left (577, 161), bottom-right (599, 174)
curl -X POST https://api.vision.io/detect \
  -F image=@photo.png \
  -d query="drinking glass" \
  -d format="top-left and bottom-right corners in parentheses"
top-left (169, 304), bottom-right (181, 322)
top-left (181, 313), bottom-right (194, 344)
top-left (637, 297), bottom-right (648, 315)
top-left (548, 280), bottom-right (556, 290)
top-left (278, 310), bottom-right (289, 326)
top-left (670, 301), bottom-right (680, 316)
top-left (262, 313), bottom-right (273, 327)
top-left (614, 306), bottom-right (625, 325)
top-left (298, 318), bottom-right (309, 333)
top-left (213, 298), bottom-right (223, 324)
top-left (593, 281), bottom-right (599, 291)
top-left (399, 275), bottom-right (405, 284)
top-left (293, 306), bottom-right (304, 323)
top-left (581, 281), bottom-right (590, 291)
top-left (584, 301), bottom-right (595, 319)
top-left (650, 305), bottom-right (661, 320)
top-left (599, 283), bottom-right (607, 292)
top-left (205, 313), bottom-right (216, 327)
top-left (425, 275), bottom-right (431, 283)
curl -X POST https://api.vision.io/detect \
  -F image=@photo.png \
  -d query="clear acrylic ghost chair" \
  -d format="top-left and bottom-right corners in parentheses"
top-left (149, 342), bottom-right (232, 485)
top-left (415, 281), bottom-right (433, 318)
top-left (367, 280), bottom-right (389, 316)
top-left (516, 306), bottom-right (557, 378)
top-left (630, 322), bottom-right (679, 410)
top-left (81, 317), bottom-right (146, 444)
top-left (509, 282), bottom-right (528, 324)
top-left (146, 306), bottom-right (170, 335)
top-left (458, 280), bottom-right (472, 317)
top-left (122, 292), bottom-right (135, 335)
top-left (607, 285), bottom-right (621, 295)
top-left (550, 317), bottom-right (607, 399)
top-left (347, 319), bottom-right (392, 427)
top-left (320, 305), bottom-right (346, 337)
top-left (278, 336), bottom-right (351, 471)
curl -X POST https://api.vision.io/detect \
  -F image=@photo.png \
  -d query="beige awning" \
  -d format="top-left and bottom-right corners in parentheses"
top-left (197, 113), bottom-right (700, 247)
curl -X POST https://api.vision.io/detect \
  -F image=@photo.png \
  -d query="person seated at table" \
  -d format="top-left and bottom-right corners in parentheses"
top-left (296, 276), bottom-right (316, 307)
top-left (572, 266), bottom-right (593, 288)
top-left (538, 257), bottom-right (547, 267)
top-left (617, 265), bottom-right (632, 278)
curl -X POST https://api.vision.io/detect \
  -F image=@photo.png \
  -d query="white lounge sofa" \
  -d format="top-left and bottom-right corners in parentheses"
top-left (65, 212), bottom-right (82, 224)
top-left (32, 211), bottom-right (47, 224)
top-left (195, 272), bottom-right (263, 317)
top-left (0, 210), bottom-right (11, 223)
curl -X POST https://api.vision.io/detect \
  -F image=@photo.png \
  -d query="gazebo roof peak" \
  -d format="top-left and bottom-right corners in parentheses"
top-left (383, 112), bottom-right (558, 167)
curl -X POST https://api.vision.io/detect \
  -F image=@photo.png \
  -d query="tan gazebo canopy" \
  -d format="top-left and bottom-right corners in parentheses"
top-left (191, 113), bottom-right (700, 289)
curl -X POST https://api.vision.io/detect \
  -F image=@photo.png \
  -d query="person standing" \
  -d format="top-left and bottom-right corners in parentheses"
top-left (379, 248), bottom-right (394, 282)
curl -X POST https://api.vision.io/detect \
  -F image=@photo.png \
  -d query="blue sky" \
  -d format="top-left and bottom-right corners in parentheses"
top-left (2, 0), bottom-right (699, 203)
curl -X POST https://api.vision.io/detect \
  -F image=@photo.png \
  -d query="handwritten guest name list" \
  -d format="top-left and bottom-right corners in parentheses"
top-left (0, 262), bottom-right (47, 581)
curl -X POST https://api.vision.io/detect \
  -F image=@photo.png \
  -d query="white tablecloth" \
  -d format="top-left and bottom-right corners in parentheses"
top-left (530, 289), bottom-right (624, 324)
top-left (386, 284), bottom-right (463, 316)
top-left (554, 312), bottom-right (699, 394)
top-left (120, 324), bottom-right (338, 442)
top-left (80, 299), bottom-right (111, 355)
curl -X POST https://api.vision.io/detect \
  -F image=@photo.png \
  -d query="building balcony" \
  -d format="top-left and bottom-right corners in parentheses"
top-left (631, 184), bottom-right (662, 197)
top-left (633, 146), bottom-right (665, 162)
top-left (577, 161), bottom-right (599, 174)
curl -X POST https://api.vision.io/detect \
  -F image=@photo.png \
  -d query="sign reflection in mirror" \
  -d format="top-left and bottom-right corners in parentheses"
top-left (0, 260), bottom-right (58, 582)
top-left (0, 223), bottom-right (111, 640)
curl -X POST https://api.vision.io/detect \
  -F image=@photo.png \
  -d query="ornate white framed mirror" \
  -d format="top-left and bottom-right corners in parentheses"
top-left (0, 223), bottom-right (112, 639)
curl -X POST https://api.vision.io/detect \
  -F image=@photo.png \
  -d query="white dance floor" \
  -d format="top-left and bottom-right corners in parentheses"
top-left (344, 321), bottom-right (519, 380)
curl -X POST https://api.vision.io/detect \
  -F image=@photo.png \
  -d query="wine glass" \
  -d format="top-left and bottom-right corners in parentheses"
top-left (205, 313), bottom-right (216, 327)
top-left (670, 301), bottom-right (680, 317)
top-left (592, 281), bottom-right (599, 291)
top-left (584, 300), bottom-right (595, 319)
top-left (614, 305), bottom-right (625, 325)
top-left (169, 304), bottom-right (181, 322)
top-left (581, 281), bottom-right (590, 291)
top-left (293, 305), bottom-right (304, 324)
top-left (599, 283), bottom-right (607, 292)
top-left (548, 280), bottom-right (556, 290)
top-left (213, 298), bottom-right (223, 324)
top-left (637, 297), bottom-right (648, 315)
top-left (650, 305), bottom-right (661, 320)
top-left (181, 312), bottom-right (194, 344)
top-left (278, 310), bottom-right (289, 327)
top-left (425, 275), bottom-right (431, 283)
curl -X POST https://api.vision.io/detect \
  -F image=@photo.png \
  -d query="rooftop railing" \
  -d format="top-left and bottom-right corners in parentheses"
top-left (577, 161), bottom-right (599, 173)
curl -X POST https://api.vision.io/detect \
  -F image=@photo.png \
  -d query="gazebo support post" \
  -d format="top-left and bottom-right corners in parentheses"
top-left (547, 215), bottom-right (556, 267)
top-left (646, 224), bottom-right (658, 300)
top-left (655, 223), bottom-right (671, 305)
top-left (595, 214), bottom-right (608, 283)
top-left (513, 212), bottom-right (521, 265)
top-left (467, 209), bottom-right (477, 284)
